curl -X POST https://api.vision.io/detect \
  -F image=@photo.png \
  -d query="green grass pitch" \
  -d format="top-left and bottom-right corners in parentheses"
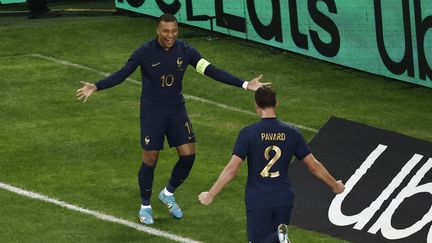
top-left (1, 3), bottom-right (431, 243)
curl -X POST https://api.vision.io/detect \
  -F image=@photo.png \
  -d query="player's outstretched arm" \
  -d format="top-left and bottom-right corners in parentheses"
top-left (302, 154), bottom-right (345, 194)
top-left (197, 59), bottom-right (270, 91)
top-left (246, 74), bottom-right (272, 91)
top-left (198, 155), bottom-right (243, 205)
top-left (76, 81), bottom-right (97, 103)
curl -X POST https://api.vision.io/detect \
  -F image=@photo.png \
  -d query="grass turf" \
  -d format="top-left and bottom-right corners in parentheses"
top-left (1, 3), bottom-right (431, 243)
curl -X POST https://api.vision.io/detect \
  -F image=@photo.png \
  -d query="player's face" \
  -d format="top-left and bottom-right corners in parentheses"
top-left (157, 21), bottom-right (178, 50)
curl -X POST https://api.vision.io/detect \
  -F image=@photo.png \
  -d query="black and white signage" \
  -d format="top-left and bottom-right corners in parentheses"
top-left (290, 117), bottom-right (432, 242)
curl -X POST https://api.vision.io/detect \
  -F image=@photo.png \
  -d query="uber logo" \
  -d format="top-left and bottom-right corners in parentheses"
top-left (329, 144), bottom-right (432, 241)
top-left (290, 117), bottom-right (432, 243)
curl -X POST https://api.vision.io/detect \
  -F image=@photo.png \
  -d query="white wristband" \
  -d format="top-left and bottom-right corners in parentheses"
top-left (242, 81), bottom-right (249, 90)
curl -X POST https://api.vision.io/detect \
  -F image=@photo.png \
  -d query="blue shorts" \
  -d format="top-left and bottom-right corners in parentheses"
top-left (246, 205), bottom-right (292, 242)
top-left (140, 104), bottom-right (195, 150)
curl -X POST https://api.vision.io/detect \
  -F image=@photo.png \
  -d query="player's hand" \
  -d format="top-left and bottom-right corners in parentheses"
top-left (76, 81), bottom-right (97, 103)
top-left (198, 192), bottom-right (214, 205)
top-left (247, 74), bottom-right (271, 91)
top-left (332, 180), bottom-right (345, 194)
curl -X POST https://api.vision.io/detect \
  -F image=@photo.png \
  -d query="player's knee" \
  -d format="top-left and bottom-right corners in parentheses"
top-left (142, 160), bottom-right (157, 167)
top-left (142, 151), bottom-right (159, 167)
top-left (176, 143), bottom-right (195, 156)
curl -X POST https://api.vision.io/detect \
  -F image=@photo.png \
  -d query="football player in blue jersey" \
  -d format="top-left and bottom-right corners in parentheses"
top-left (199, 85), bottom-right (345, 243)
top-left (76, 13), bottom-right (266, 225)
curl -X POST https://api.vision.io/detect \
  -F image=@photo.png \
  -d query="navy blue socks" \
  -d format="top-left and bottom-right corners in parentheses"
top-left (167, 154), bottom-right (196, 193)
top-left (139, 154), bottom-right (195, 205)
top-left (138, 162), bottom-right (155, 206)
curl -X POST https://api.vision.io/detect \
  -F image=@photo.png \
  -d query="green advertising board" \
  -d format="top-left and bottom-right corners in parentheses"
top-left (0, 0), bottom-right (26, 4)
top-left (115, 0), bottom-right (432, 88)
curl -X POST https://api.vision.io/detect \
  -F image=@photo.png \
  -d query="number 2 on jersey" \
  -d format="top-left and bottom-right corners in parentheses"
top-left (260, 145), bottom-right (282, 178)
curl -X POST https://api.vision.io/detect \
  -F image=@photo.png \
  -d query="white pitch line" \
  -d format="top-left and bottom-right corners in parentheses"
top-left (0, 181), bottom-right (201, 243)
top-left (27, 53), bottom-right (318, 133)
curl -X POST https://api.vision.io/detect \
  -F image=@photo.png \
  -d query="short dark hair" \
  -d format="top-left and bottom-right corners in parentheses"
top-left (255, 85), bottom-right (276, 109)
top-left (159, 14), bottom-right (177, 24)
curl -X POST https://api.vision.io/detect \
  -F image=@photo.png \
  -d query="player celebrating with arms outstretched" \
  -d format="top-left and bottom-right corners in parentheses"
top-left (199, 85), bottom-right (344, 243)
top-left (76, 13), bottom-right (266, 225)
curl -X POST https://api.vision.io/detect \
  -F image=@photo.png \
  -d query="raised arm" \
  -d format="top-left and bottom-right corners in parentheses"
top-left (198, 154), bottom-right (243, 205)
top-left (76, 59), bottom-right (139, 103)
top-left (188, 45), bottom-right (269, 91)
top-left (302, 154), bottom-right (345, 194)
top-left (202, 62), bottom-right (268, 91)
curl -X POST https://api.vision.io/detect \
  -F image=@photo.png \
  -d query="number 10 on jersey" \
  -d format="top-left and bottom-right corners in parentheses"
top-left (160, 74), bottom-right (174, 87)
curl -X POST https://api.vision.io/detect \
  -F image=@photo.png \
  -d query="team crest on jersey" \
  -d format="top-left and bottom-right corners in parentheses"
top-left (144, 136), bottom-right (150, 145)
top-left (176, 58), bottom-right (183, 71)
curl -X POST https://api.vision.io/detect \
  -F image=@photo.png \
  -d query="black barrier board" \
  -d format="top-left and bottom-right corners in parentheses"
top-left (290, 117), bottom-right (432, 242)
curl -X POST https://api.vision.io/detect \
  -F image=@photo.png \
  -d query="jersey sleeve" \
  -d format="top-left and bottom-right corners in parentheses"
top-left (95, 50), bottom-right (140, 91)
top-left (204, 65), bottom-right (245, 88)
top-left (232, 128), bottom-right (249, 160)
top-left (186, 45), bottom-right (245, 88)
top-left (187, 45), bottom-right (203, 68)
top-left (294, 131), bottom-right (311, 160)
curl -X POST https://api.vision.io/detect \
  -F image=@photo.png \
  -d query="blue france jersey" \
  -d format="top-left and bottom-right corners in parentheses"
top-left (95, 39), bottom-right (244, 106)
top-left (233, 118), bottom-right (311, 210)
top-left (132, 39), bottom-right (200, 105)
